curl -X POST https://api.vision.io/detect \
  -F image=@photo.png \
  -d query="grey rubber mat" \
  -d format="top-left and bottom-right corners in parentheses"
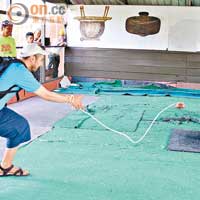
top-left (168, 129), bottom-right (200, 153)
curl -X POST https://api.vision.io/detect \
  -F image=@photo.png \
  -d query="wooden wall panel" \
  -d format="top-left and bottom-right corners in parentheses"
top-left (65, 47), bottom-right (200, 83)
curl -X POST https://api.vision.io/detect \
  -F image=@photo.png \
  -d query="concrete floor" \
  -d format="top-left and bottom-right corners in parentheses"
top-left (0, 95), bottom-right (98, 158)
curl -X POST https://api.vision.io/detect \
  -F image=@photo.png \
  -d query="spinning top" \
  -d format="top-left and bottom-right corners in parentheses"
top-left (176, 102), bottom-right (185, 109)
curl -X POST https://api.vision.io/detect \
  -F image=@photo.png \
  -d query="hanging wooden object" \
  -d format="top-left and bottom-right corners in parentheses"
top-left (126, 12), bottom-right (161, 36)
top-left (74, 6), bottom-right (112, 41)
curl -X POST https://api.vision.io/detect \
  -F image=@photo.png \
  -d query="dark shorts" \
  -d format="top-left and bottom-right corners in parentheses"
top-left (0, 107), bottom-right (31, 148)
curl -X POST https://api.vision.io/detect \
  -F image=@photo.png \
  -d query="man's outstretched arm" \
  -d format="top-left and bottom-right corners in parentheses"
top-left (34, 85), bottom-right (83, 109)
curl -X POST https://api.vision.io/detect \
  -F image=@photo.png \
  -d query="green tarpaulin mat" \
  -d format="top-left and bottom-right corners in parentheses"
top-left (54, 97), bottom-right (146, 132)
top-left (1, 95), bottom-right (200, 200)
top-left (56, 81), bottom-right (200, 99)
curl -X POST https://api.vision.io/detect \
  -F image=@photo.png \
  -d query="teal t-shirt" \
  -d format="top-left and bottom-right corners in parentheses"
top-left (0, 62), bottom-right (41, 110)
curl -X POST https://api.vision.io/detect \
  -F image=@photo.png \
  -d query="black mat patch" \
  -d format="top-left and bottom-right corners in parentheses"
top-left (168, 129), bottom-right (200, 153)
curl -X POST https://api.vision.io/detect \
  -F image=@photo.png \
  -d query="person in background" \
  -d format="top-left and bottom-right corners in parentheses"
top-left (33, 28), bottom-right (42, 46)
top-left (47, 28), bottom-right (67, 79)
top-left (25, 32), bottom-right (34, 44)
top-left (0, 20), bottom-right (16, 57)
top-left (33, 28), bottom-right (43, 81)
top-left (24, 32), bottom-right (40, 81)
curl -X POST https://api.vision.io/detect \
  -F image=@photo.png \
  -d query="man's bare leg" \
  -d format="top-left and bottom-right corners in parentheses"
top-left (0, 147), bottom-right (29, 175)
top-left (1, 147), bottom-right (18, 168)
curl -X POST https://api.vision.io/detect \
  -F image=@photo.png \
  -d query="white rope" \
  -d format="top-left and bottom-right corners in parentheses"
top-left (80, 103), bottom-right (176, 145)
